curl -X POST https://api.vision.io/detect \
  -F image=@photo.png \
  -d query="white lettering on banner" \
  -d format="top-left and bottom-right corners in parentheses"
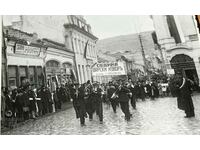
top-left (15, 44), bottom-right (40, 56)
top-left (92, 61), bottom-right (126, 76)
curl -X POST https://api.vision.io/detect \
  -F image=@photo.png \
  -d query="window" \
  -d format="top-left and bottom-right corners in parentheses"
top-left (8, 66), bottom-right (17, 88)
top-left (29, 66), bottom-right (35, 85)
top-left (82, 65), bottom-right (86, 83)
top-left (73, 38), bottom-right (77, 53)
top-left (78, 40), bottom-right (81, 54)
top-left (37, 66), bottom-right (43, 87)
top-left (78, 65), bottom-right (82, 83)
top-left (46, 60), bottom-right (59, 68)
top-left (19, 66), bottom-right (28, 86)
top-left (82, 41), bottom-right (85, 54)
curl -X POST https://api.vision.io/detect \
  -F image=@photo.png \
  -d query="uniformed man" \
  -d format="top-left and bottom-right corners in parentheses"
top-left (116, 80), bottom-right (132, 121)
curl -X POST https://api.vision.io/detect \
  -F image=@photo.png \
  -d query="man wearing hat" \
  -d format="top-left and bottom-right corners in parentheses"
top-left (176, 73), bottom-right (195, 118)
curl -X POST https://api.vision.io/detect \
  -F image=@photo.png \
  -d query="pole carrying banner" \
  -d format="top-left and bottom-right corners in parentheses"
top-left (92, 61), bottom-right (126, 76)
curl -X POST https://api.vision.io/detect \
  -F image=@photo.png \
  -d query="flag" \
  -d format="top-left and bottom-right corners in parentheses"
top-left (84, 40), bottom-right (89, 58)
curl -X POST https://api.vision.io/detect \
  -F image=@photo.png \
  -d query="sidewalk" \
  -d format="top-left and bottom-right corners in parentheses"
top-left (1, 102), bottom-right (73, 134)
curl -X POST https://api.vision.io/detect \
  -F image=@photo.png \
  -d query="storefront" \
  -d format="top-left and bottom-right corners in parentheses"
top-left (4, 27), bottom-right (47, 89)
top-left (43, 38), bottom-right (76, 91)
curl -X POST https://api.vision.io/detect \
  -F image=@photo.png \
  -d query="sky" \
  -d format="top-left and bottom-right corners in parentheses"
top-left (3, 15), bottom-right (155, 40)
top-left (85, 15), bottom-right (155, 39)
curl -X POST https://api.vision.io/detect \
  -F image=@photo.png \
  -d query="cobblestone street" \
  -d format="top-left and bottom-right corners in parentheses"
top-left (3, 94), bottom-right (200, 135)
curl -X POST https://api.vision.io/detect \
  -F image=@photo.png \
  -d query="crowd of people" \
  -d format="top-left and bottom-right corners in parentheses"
top-left (1, 74), bottom-right (196, 128)
top-left (70, 78), bottom-right (172, 126)
top-left (1, 83), bottom-right (72, 129)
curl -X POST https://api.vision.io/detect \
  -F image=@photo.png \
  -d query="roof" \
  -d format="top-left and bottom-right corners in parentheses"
top-left (3, 26), bottom-right (47, 48)
top-left (64, 24), bottom-right (98, 40)
top-left (42, 38), bottom-right (74, 53)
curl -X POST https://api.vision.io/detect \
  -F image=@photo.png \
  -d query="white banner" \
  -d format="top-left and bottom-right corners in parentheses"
top-left (92, 61), bottom-right (126, 76)
top-left (167, 69), bottom-right (175, 75)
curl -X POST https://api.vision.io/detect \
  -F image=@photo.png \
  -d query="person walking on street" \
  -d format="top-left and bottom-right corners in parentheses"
top-left (176, 74), bottom-right (195, 118)
top-left (77, 84), bottom-right (87, 126)
top-left (128, 79), bottom-right (137, 110)
top-left (116, 80), bottom-right (132, 121)
top-left (107, 82), bottom-right (118, 113)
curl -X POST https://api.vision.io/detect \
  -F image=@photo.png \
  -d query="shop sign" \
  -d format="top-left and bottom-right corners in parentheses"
top-left (15, 44), bottom-right (40, 56)
top-left (92, 61), bottom-right (126, 76)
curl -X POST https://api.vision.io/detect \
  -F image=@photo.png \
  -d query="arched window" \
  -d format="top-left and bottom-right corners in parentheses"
top-left (46, 60), bottom-right (60, 68)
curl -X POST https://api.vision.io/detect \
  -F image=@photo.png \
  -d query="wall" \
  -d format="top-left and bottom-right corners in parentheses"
top-left (12, 16), bottom-right (70, 44)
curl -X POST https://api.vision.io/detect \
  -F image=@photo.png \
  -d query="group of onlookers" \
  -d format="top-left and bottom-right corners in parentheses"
top-left (1, 83), bottom-right (72, 129)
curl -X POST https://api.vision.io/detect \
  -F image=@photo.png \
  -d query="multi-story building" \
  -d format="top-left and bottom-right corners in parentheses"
top-left (64, 15), bottom-right (98, 84)
top-left (152, 15), bottom-right (200, 85)
top-left (3, 15), bottom-right (93, 85)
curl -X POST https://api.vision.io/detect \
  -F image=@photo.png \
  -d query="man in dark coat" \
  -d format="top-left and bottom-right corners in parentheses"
top-left (28, 85), bottom-right (37, 119)
top-left (21, 86), bottom-right (30, 121)
top-left (107, 83), bottom-right (118, 113)
top-left (69, 84), bottom-right (79, 118)
top-left (127, 79), bottom-right (137, 109)
top-left (41, 86), bottom-right (49, 115)
top-left (145, 82), bottom-right (151, 98)
top-left (177, 76), bottom-right (195, 118)
top-left (84, 81), bottom-right (95, 121)
top-left (36, 87), bottom-right (43, 116)
top-left (54, 87), bottom-right (62, 111)
top-left (77, 84), bottom-right (87, 126)
top-left (138, 82), bottom-right (145, 101)
top-left (116, 80), bottom-right (131, 121)
top-left (93, 83), bottom-right (103, 123)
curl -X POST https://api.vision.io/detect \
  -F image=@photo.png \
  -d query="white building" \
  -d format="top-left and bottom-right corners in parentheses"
top-left (152, 15), bottom-right (200, 85)
top-left (64, 15), bottom-right (98, 84)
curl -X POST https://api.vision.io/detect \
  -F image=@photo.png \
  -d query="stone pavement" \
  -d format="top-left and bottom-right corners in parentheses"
top-left (2, 95), bottom-right (200, 135)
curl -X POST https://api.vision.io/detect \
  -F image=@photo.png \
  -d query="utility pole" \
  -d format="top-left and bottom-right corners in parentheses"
top-left (138, 34), bottom-right (148, 75)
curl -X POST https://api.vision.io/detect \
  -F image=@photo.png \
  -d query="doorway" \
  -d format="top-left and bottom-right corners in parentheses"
top-left (170, 54), bottom-right (199, 90)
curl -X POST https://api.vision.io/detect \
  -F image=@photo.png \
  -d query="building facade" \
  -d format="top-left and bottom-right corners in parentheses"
top-left (64, 15), bottom-right (98, 84)
top-left (42, 38), bottom-right (75, 91)
top-left (4, 27), bottom-right (47, 89)
top-left (152, 15), bottom-right (200, 85)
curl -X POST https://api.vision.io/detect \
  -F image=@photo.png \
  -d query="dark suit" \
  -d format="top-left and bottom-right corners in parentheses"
top-left (116, 86), bottom-right (131, 121)
top-left (178, 78), bottom-right (195, 117)
top-left (129, 85), bottom-right (137, 109)
top-left (107, 86), bottom-right (118, 113)
top-left (77, 86), bottom-right (87, 125)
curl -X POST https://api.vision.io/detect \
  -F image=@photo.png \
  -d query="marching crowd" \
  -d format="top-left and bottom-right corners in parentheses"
top-left (70, 79), bottom-right (171, 126)
top-left (1, 75), bottom-right (195, 128)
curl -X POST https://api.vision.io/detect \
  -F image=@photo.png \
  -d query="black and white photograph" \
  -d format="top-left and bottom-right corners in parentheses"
top-left (1, 14), bottom-right (200, 135)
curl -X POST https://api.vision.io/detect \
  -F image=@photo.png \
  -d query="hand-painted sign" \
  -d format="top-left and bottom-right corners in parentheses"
top-left (15, 44), bottom-right (40, 56)
top-left (92, 61), bottom-right (126, 76)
